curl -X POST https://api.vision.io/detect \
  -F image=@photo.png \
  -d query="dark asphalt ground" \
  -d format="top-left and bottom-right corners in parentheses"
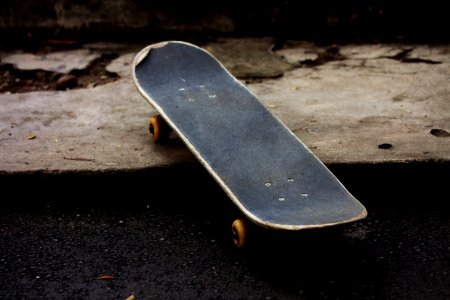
top-left (1, 163), bottom-right (449, 299)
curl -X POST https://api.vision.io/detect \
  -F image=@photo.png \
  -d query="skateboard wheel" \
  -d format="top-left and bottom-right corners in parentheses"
top-left (231, 219), bottom-right (248, 248)
top-left (149, 115), bottom-right (171, 142)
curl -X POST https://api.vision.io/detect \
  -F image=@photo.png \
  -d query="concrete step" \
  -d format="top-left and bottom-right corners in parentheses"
top-left (0, 38), bottom-right (449, 174)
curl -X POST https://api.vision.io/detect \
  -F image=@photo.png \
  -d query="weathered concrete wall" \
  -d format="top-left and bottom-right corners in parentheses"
top-left (1, 0), bottom-right (449, 41)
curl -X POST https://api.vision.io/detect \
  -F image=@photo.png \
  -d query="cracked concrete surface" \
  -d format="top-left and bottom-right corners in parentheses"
top-left (0, 39), bottom-right (449, 173)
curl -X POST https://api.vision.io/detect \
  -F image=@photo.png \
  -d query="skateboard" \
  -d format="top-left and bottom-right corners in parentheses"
top-left (133, 41), bottom-right (367, 247)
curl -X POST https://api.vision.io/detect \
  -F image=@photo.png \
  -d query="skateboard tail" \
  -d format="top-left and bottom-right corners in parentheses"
top-left (133, 41), bottom-right (367, 231)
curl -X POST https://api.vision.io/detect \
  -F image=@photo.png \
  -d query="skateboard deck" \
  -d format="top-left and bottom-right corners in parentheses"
top-left (133, 41), bottom-right (367, 231)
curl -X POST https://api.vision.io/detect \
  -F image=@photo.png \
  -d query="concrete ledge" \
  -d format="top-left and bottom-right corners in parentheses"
top-left (0, 39), bottom-right (449, 174)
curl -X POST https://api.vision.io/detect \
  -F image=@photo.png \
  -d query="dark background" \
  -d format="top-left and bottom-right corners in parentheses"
top-left (1, 0), bottom-right (449, 45)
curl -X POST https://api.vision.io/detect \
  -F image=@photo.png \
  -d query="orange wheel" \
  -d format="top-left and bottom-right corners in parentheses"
top-left (149, 115), bottom-right (171, 143)
top-left (231, 219), bottom-right (248, 248)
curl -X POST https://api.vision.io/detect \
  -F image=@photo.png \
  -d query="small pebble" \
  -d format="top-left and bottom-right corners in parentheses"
top-left (56, 74), bottom-right (78, 90)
